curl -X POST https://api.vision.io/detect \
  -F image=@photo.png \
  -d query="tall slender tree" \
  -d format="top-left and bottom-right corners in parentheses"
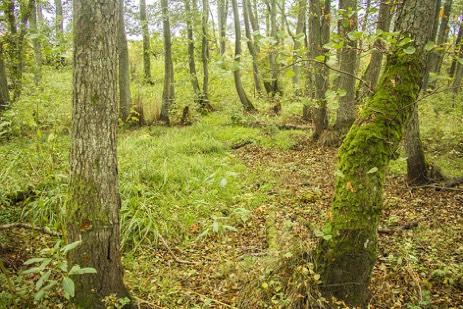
top-left (0, 41), bottom-right (9, 113)
top-left (449, 18), bottom-right (463, 77)
top-left (30, 0), bottom-right (42, 85)
top-left (68, 0), bottom-right (130, 307)
top-left (119, 0), bottom-right (132, 121)
top-left (334, 0), bottom-right (358, 132)
top-left (231, 0), bottom-right (257, 112)
top-left (315, 0), bottom-right (436, 306)
top-left (54, 0), bottom-right (63, 38)
top-left (200, 0), bottom-right (213, 111)
top-left (140, 0), bottom-right (152, 83)
top-left (160, 0), bottom-right (175, 124)
top-left (266, 0), bottom-right (282, 96)
top-left (217, 0), bottom-right (228, 55)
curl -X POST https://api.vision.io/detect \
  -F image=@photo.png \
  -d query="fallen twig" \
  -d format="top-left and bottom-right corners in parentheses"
top-left (0, 223), bottom-right (61, 237)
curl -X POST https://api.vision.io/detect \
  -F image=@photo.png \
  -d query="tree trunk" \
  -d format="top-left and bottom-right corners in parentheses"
top-left (267, 0), bottom-right (281, 97)
top-left (404, 105), bottom-right (429, 184)
top-left (433, 0), bottom-right (453, 74)
top-left (243, 0), bottom-right (264, 95)
top-left (307, 0), bottom-right (330, 139)
top-left (185, 0), bottom-right (201, 101)
top-left (451, 60), bottom-right (463, 100)
top-left (0, 42), bottom-right (9, 113)
top-left (217, 0), bottom-right (228, 55)
top-left (55, 0), bottom-right (63, 38)
top-left (119, 0), bottom-right (132, 122)
top-left (292, 0), bottom-right (306, 94)
top-left (316, 0), bottom-right (435, 306)
top-left (448, 19), bottom-right (463, 77)
top-left (30, 0), bottom-right (42, 85)
top-left (68, 0), bottom-right (130, 307)
top-left (160, 0), bottom-right (175, 124)
top-left (421, 0), bottom-right (442, 91)
top-left (356, 0), bottom-right (393, 103)
top-left (356, 0), bottom-right (372, 72)
top-left (200, 0), bottom-right (213, 111)
top-left (140, 0), bottom-right (152, 83)
top-left (231, 0), bottom-right (257, 112)
top-left (334, 0), bottom-right (358, 132)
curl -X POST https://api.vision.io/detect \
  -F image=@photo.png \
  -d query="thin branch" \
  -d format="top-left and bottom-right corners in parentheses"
top-left (0, 223), bottom-right (61, 236)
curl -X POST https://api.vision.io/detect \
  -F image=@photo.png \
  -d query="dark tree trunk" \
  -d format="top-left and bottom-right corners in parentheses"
top-left (357, 0), bottom-right (393, 103)
top-left (243, 0), bottom-right (263, 95)
top-left (267, 0), bottom-right (282, 97)
top-left (0, 42), bottom-right (9, 113)
top-left (316, 0), bottom-right (436, 306)
top-left (30, 0), bottom-right (42, 85)
top-left (119, 0), bottom-right (132, 121)
top-left (231, 0), bottom-right (257, 112)
top-left (449, 20), bottom-right (463, 77)
top-left (185, 0), bottom-right (201, 100)
top-left (334, 0), bottom-right (358, 132)
top-left (54, 0), bottom-right (63, 38)
top-left (422, 0), bottom-right (442, 91)
top-left (404, 105), bottom-right (429, 184)
top-left (140, 0), bottom-right (152, 83)
top-left (217, 0), bottom-right (228, 55)
top-left (160, 0), bottom-right (175, 124)
top-left (292, 0), bottom-right (306, 94)
top-left (433, 0), bottom-right (453, 74)
top-left (307, 0), bottom-right (330, 139)
top-left (68, 0), bottom-right (130, 307)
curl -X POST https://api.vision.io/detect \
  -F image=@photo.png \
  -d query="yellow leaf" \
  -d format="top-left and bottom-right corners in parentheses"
top-left (346, 181), bottom-right (355, 192)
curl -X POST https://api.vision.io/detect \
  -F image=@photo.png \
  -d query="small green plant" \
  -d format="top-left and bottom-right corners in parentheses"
top-left (102, 294), bottom-right (131, 308)
top-left (21, 240), bottom-right (96, 303)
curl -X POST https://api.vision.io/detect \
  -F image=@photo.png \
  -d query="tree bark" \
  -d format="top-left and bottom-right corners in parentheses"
top-left (243, 0), bottom-right (264, 95)
top-left (68, 0), bottom-right (130, 307)
top-left (334, 0), bottom-right (358, 132)
top-left (185, 0), bottom-right (201, 100)
top-left (433, 0), bottom-right (453, 74)
top-left (217, 0), bottom-right (228, 55)
top-left (404, 105), bottom-right (429, 184)
top-left (119, 0), bottom-right (132, 121)
top-left (0, 41), bottom-right (9, 113)
top-left (448, 19), bottom-right (463, 78)
top-left (54, 0), bottom-right (63, 38)
top-left (200, 0), bottom-right (213, 111)
top-left (357, 0), bottom-right (393, 103)
top-left (267, 0), bottom-right (282, 97)
top-left (231, 0), bottom-right (257, 112)
top-left (307, 0), bottom-right (330, 139)
top-left (316, 0), bottom-right (436, 306)
top-left (30, 0), bottom-right (42, 85)
top-left (421, 0), bottom-right (442, 91)
top-left (160, 0), bottom-right (175, 124)
top-left (140, 0), bottom-right (152, 83)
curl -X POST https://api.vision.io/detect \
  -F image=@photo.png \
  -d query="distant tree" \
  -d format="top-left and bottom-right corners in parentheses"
top-left (422, 0), bottom-right (442, 91)
top-left (231, 0), bottom-right (257, 112)
top-left (217, 0), bottom-right (228, 55)
top-left (306, 0), bottom-right (330, 139)
top-left (160, 0), bottom-right (175, 124)
top-left (315, 0), bottom-right (436, 306)
top-left (0, 42), bottom-right (9, 113)
top-left (265, 0), bottom-right (282, 97)
top-left (68, 0), bottom-right (130, 307)
top-left (140, 0), bottom-right (152, 83)
top-left (357, 0), bottom-right (393, 103)
top-left (200, 0), bottom-right (214, 111)
top-left (119, 0), bottom-right (132, 121)
top-left (334, 0), bottom-right (358, 132)
top-left (54, 0), bottom-right (63, 36)
top-left (448, 17), bottom-right (463, 77)
top-left (30, 0), bottom-right (42, 85)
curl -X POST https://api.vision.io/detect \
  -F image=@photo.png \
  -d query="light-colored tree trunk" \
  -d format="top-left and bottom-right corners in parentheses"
top-left (185, 0), bottom-right (201, 100)
top-left (54, 0), bottom-right (63, 38)
top-left (316, 0), bottom-right (436, 306)
top-left (200, 0), bottom-right (213, 111)
top-left (433, 0), bottom-right (453, 74)
top-left (306, 0), bottom-right (330, 139)
top-left (357, 0), bottom-right (393, 103)
top-left (334, 0), bottom-right (358, 131)
top-left (267, 0), bottom-right (281, 97)
top-left (243, 0), bottom-right (264, 95)
top-left (140, 0), bottom-right (152, 83)
top-left (448, 19), bottom-right (463, 77)
top-left (68, 0), bottom-right (130, 307)
top-left (160, 0), bottom-right (175, 124)
top-left (231, 0), bottom-right (257, 112)
top-left (422, 0), bottom-right (442, 91)
top-left (30, 0), bottom-right (42, 85)
top-left (292, 0), bottom-right (306, 94)
top-left (404, 105), bottom-right (429, 184)
top-left (217, 0), bottom-right (228, 55)
top-left (119, 0), bottom-right (132, 121)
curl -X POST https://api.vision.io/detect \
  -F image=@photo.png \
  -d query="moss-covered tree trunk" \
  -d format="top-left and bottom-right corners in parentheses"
top-left (68, 0), bottom-right (130, 307)
top-left (334, 0), bottom-right (358, 132)
top-left (140, 0), bottom-right (152, 83)
top-left (0, 42), bottom-right (9, 113)
top-left (357, 0), bottom-right (393, 103)
top-left (119, 0), bottom-right (132, 122)
top-left (160, 0), bottom-right (175, 124)
top-left (306, 0), bottom-right (330, 139)
top-left (231, 0), bottom-right (257, 112)
top-left (316, 0), bottom-right (436, 305)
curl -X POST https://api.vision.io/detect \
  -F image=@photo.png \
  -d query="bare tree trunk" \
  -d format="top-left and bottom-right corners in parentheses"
top-left (267, 0), bottom-right (282, 97)
top-left (54, 0), bottom-right (63, 38)
top-left (422, 0), bottom-right (442, 91)
top-left (315, 0), bottom-right (436, 306)
top-left (231, 0), bottom-right (257, 112)
top-left (0, 42), bottom-right (9, 113)
top-left (356, 0), bottom-right (371, 72)
top-left (185, 0), bottom-right (201, 100)
top-left (200, 0), bottom-right (214, 111)
top-left (243, 0), bottom-right (264, 95)
top-left (140, 0), bottom-right (152, 83)
top-left (357, 0), bottom-right (393, 103)
top-left (404, 105), bottom-right (429, 184)
top-left (433, 0), bottom-right (453, 74)
top-left (334, 0), bottom-right (358, 131)
top-left (68, 0), bottom-right (130, 307)
top-left (291, 0), bottom-right (306, 95)
top-left (30, 0), bottom-right (42, 85)
top-left (217, 0), bottom-right (228, 55)
top-left (119, 0), bottom-right (132, 121)
top-left (160, 0), bottom-right (175, 124)
top-left (449, 19), bottom-right (463, 77)
top-left (307, 0), bottom-right (330, 139)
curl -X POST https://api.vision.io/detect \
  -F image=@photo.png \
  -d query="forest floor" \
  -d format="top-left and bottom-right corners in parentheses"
top-left (1, 68), bottom-right (463, 308)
